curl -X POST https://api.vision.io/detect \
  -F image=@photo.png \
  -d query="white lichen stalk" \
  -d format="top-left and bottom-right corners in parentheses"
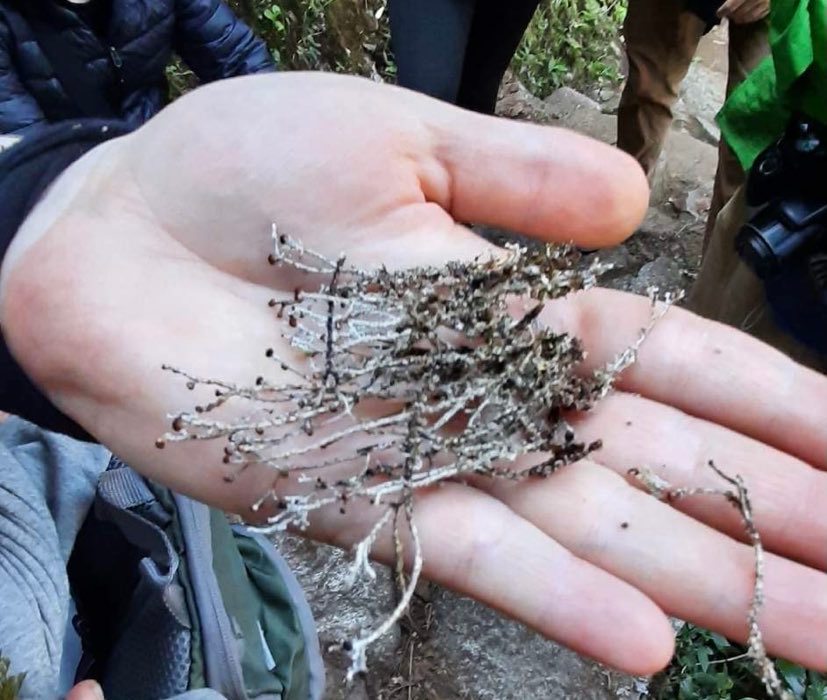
top-left (155, 227), bottom-right (781, 695)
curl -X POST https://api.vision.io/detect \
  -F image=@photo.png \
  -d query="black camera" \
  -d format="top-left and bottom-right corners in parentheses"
top-left (736, 116), bottom-right (827, 279)
top-left (734, 115), bottom-right (827, 353)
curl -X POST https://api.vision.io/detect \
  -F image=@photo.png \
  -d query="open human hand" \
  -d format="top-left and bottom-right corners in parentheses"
top-left (718, 0), bottom-right (770, 24)
top-left (1, 73), bottom-right (824, 676)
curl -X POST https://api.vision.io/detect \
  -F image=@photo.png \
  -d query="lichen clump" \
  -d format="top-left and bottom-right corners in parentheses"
top-left (161, 230), bottom-right (660, 676)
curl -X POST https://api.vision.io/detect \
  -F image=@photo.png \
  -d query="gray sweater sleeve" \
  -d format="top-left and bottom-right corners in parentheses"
top-left (0, 417), bottom-right (110, 698)
top-left (0, 418), bottom-right (233, 700)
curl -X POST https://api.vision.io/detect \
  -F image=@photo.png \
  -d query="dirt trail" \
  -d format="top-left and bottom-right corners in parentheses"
top-left (493, 27), bottom-right (729, 298)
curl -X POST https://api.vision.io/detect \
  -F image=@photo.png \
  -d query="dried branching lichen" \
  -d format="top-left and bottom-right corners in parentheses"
top-left (631, 462), bottom-right (793, 700)
top-left (157, 228), bottom-right (669, 678)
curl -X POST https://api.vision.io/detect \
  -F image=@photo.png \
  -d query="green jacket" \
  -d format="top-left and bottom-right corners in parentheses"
top-left (718, 0), bottom-right (827, 170)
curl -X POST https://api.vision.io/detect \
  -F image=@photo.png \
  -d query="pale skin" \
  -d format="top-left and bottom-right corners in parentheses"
top-left (1, 74), bottom-right (824, 699)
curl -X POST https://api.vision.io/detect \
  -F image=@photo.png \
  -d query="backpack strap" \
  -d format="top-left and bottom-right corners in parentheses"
top-left (95, 461), bottom-right (177, 568)
top-left (68, 457), bottom-right (194, 699)
top-left (70, 459), bottom-right (323, 700)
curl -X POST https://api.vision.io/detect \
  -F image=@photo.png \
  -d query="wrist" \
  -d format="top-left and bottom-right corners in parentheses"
top-left (0, 132), bottom-right (134, 412)
top-left (0, 135), bottom-right (130, 294)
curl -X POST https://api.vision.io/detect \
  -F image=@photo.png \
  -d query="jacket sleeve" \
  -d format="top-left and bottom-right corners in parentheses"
top-left (0, 120), bottom-right (133, 438)
top-left (0, 19), bottom-right (48, 135)
top-left (173, 0), bottom-right (276, 82)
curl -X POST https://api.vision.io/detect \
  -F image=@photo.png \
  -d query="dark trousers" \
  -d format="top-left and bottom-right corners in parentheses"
top-left (389, 0), bottom-right (540, 114)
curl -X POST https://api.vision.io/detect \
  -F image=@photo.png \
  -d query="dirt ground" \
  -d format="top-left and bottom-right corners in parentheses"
top-left (492, 27), bottom-right (730, 299)
top-left (278, 26), bottom-right (732, 700)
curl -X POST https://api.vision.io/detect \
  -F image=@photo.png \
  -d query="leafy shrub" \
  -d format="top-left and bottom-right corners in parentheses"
top-left (651, 625), bottom-right (827, 700)
top-left (230, 0), bottom-right (394, 78)
top-left (512, 0), bottom-right (627, 97)
top-left (228, 0), bottom-right (626, 95)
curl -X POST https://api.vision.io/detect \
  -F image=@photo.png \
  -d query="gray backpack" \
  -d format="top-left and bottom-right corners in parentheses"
top-left (68, 458), bottom-right (325, 700)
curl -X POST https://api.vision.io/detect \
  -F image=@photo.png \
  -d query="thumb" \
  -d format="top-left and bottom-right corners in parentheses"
top-left (421, 107), bottom-right (650, 248)
top-left (66, 680), bottom-right (104, 700)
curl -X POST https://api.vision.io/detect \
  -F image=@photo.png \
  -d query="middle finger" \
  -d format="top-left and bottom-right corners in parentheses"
top-left (479, 461), bottom-right (827, 671)
top-left (571, 392), bottom-right (827, 571)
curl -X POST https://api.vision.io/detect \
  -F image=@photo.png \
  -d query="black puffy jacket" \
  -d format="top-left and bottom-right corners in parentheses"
top-left (0, 0), bottom-right (275, 134)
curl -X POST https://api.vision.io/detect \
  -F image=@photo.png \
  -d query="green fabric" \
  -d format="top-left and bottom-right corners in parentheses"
top-left (235, 532), bottom-right (311, 700)
top-left (718, 0), bottom-right (827, 170)
top-left (209, 509), bottom-right (285, 697)
top-left (150, 487), bottom-right (310, 698)
top-left (210, 512), bottom-right (311, 699)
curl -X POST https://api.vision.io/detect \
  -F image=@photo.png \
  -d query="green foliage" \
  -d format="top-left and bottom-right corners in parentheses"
top-left (165, 60), bottom-right (198, 99)
top-left (775, 660), bottom-right (827, 700)
top-left (227, 0), bottom-right (625, 97)
top-left (512, 0), bottom-right (627, 98)
top-left (165, 0), bottom-right (632, 102)
top-left (229, 0), bottom-right (395, 78)
top-left (651, 625), bottom-right (827, 700)
top-left (0, 654), bottom-right (25, 700)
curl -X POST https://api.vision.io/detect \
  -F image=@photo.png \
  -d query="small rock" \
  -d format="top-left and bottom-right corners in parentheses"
top-left (629, 255), bottom-right (686, 296)
top-left (585, 245), bottom-right (634, 278)
top-left (428, 590), bottom-right (639, 699)
top-left (600, 91), bottom-right (622, 116)
top-left (661, 131), bottom-right (718, 195)
top-left (668, 186), bottom-right (711, 219)
top-left (544, 86), bottom-right (602, 119)
top-left (496, 71), bottom-right (553, 122)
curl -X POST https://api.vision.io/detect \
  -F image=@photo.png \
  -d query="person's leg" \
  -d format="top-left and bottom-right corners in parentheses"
top-left (0, 418), bottom-right (110, 699)
top-left (454, 0), bottom-right (541, 114)
top-left (702, 18), bottom-right (770, 251)
top-left (616, 0), bottom-right (704, 176)
top-left (388, 0), bottom-right (476, 103)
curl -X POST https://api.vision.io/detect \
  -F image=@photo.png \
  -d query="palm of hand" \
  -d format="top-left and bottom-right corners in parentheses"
top-left (1, 74), bottom-right (824, 676)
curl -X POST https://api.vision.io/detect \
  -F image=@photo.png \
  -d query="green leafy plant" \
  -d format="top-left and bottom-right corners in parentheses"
top-left (228, 0), bottom-right (627, 95)
top-left (229, 0), bottom-right (395, 78)
top-left (775, 660), bottom-right (827, 700)
top-left (512, 0), bottom-right (627, 97)
top-left (259, 3), bottom-right (290, 63)
top-left (165, 60), bottom-right (198, 100)
top-left (651, 625), bottom-right (827, 700)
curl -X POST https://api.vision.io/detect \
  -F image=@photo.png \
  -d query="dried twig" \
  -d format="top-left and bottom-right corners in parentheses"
top-left (630, 461), bottom-right (793, 700)
top-left (161, 231), bottom-right (670, 679)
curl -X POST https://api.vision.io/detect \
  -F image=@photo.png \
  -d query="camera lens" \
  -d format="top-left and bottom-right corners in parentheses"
top-left (736, 200), bottom-right (827, 279)
top-left (736, 222), bottom-right (781, 278)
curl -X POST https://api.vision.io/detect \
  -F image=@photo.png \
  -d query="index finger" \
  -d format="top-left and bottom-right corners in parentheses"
top-left (718, 0), bottom-right (747, 17)
top-left (543, 288), bottom-right (827, 469)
